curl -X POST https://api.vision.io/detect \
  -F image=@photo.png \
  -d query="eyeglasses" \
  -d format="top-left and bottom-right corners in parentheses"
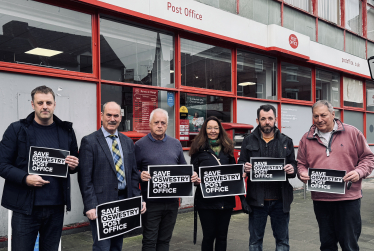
top-left (207, 127), bottom-right (219, 131)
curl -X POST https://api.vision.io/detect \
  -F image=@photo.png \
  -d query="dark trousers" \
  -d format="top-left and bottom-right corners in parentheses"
top-left (313, 199), bottom-right (361, 251)
top-left (90, 218), bottom-right (124, 251)
top-left (248, 200), bottom-right (290, 251)
top-left (197, 209), bottom-right (233, 251)
top-left (11, 205), bottom-right (64, 251)
top-left (141, 201), bottom-right (179, 251)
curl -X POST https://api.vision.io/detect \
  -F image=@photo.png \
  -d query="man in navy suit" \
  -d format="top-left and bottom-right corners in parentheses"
top-left (78, 101), bottom-right (146, 251)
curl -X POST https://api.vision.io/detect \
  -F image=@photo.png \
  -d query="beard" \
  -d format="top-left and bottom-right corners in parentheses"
top-left (260, 124), bottom-right (274, 134)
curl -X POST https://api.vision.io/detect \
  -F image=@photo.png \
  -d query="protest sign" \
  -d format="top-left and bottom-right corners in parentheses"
top-left (96, 196), bottom-right (142, 241)
top-left (307, 168), bottom-right (346, 194)
top-left (148, 165), bottom-right (194, 198)
top-left (199, 164), bottom-right (246, 198)
top-left (28, 146), bottom-right (70, 178)
top-left (250, 157), bottom-right (286, 182)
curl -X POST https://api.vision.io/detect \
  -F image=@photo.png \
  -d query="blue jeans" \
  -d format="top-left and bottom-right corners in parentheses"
top-left (11, 205), bottom-right (65, 251)
top-left (141, 201), bottom-right (179, 251)
top-left (248, 200), bottom-right (290, 251)
top-left (313, 199), bottom-right (361, 251)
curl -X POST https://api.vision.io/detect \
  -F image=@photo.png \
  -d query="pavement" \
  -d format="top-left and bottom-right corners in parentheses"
top-left (2, 178), bottom-right (374, 251)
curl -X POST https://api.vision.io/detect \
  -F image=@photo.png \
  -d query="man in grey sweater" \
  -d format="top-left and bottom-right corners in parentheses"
top-left (135, 108), bottom-right (198, 251)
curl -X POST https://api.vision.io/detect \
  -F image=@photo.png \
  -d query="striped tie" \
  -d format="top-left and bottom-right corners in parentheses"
top-left (109, 135), bottom-right (126, 183)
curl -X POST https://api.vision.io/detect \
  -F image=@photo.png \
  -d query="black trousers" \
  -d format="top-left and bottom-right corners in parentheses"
top-left (197, 208), bottom-right (233, 251)
top-left (141, 201), bottom-right (179, 251)
top-left (313, 199), bottom-right (361, 251)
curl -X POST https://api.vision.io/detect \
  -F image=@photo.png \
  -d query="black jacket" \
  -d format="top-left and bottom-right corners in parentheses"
top-left (0, 112), bottom-right (79, 215)
top-left (238, 126), bottom-right (296, 213)
top-left (191, 146), bottom-right (236, 210)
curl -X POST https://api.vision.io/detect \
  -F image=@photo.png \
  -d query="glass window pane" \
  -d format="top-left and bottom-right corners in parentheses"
top-left (239, 0), bottom-right (281, 25)
top-left (237, 99), bottom-right (278, 128)
top-left (237, 51), bottom-right (277, 100)
top-left (283, 6), bottom-right (316, 41)
top-left (318, 0), bottom-right (340, 24)
top-left (101, 84), bottom-right (175, 137)
top-left (284, 0), bottom-right (312, 13)
top-left (345, 0), bottom-right (362, 35)
top-left (318, 20), bottom-right (344, 51)
top-left (316, 69), bottom-right (340, 107)
top-left (180, 93), bottom-right (232, 147)
top-left (181, 39), bottom-right (231, 91)
top-left (345, 32), bottom-right (366, 59)
top-left (343, 77), bottom-right (363, 108)
top-left (344, 110), bottom-right (363, 133)
top-left (281, 62), bottom-right (312, 101)
top-left (0, 0), bottom-right (92, 73)
top-left (334, 109), bottom-right (342, 120)
top-left (367, 6), bottom-right (374, 41)
top-left (281, 104), bottom-right (312, 144)
top-left (368, 41), bottom-right (374, 59)
top-left (367, 80), bottom-right (374, 111)
top-left (367, 113), bottom-right (374, 143)
top-left (195, 0), bottom-right (236, 14)
top-left (100, 18), bottom-right (174, 88)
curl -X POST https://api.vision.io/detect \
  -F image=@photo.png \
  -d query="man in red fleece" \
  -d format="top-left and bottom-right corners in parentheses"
top-left (297, 100), bottom-right (374, 251)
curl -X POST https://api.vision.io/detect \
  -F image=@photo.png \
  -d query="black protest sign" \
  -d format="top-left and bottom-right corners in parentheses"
top-left (307, 168), bottom-right (346, 194)
top-left (148, 165), bottom-right (194, 198)
top-left (199, 164), bottom-right (246, 198)
top-left (250, 157), bottom-right (286, 182)
top-left (28, 146), bottom-right (70, 178)
top-left (96, 196), bottom-right (142, 241)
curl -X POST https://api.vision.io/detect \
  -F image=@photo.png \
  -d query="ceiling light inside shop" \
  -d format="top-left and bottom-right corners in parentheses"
top-left (238, 82), bottom-right (256, 86)
top-left (25, 48), bottom-right (63, 57)
top-left (170, 70), bottom-right (174, 73)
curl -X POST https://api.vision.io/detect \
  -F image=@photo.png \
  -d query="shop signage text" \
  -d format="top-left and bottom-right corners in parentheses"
top-left (167, 2), bottom-right (203, 20)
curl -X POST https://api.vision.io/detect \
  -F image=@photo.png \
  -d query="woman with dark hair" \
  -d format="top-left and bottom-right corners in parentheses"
top-left (190, 116), bottom-right (236, 251)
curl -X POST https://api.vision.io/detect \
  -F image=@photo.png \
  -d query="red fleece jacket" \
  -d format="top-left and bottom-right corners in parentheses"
top-left (297, 119), bottom-right (374, 201)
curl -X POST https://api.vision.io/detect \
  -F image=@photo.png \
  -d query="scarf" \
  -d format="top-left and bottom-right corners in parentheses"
top-left (208, 139), bottom-right (221, 156)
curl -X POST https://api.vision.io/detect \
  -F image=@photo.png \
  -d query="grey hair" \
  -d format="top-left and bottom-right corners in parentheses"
top-left (102, 101), bottom-right (121, 112)
top-left (312, 100), bottom-right (334, 113)
top-left (150, 108), bottom-right (169, 123)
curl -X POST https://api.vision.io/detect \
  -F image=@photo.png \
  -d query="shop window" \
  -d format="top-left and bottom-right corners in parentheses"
top-left (179, 93), bottom-right (232, 147)
top-left (281, 62), bottom-right (312, 101)
top-left (284, 0), bottom-right (313, 13)
top-left (334, 109), bottom-right (342, 120)
top-left (195, 0), bottom-right (236, 14)
top-left (237, 51), bottom-right (277, 100)
top-left (237, 99), bottom-right (278, 129)
top-left (281, 104), bottom-right (312, 144)
top-left (345, 0), bottom-right (362, 35)
top-left (345, 32), bottom-right (366, 59)
top-left (367, 113), bottom-right (374, 143)
top-left (368, 6), bottom-right (374, 41)
top-left (283, 6), bottom-right (316, 41)
top-left (316, 69), bottom-right (340, 107)
top-left (100, 18), bottom-right (174, 88)
top-left (344, 110), bottom-right (364, 133)
top-left (318, 20), bottom-right (344, 51)
top-left (343, 77), bottom-right (363, 108)
top-left (101, 84), bottom-right (175, 137)
top-left (318, 0), bottom-right (340, 25)
top-left (0, 0), bottom-right (92, 72)
top-left (368, 41), bottom-right (374, 59)
top-left (367, 80), bottom-right (374, 112)
top-left (181, 39), bottom-right (231, 91)
top-left (239, 0), bottom-right (281, 25)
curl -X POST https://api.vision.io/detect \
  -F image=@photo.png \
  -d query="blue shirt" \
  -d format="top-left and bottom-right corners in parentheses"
top-left (101, 126), bottom-right (126, 190)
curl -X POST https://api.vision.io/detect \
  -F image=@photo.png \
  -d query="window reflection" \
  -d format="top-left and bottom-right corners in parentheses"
top-left (316, 69), bottom-right (340, 107)
top-left (0, 0), bottom-right (92, 72)
top-left (343, 77), bottom-right (363, 108)
top-left (100, 18), bottom-right (174, 87)
top-left (181, 39), bottom-right (231, 91)
top-left (281, 62), bottom-right (312, 101)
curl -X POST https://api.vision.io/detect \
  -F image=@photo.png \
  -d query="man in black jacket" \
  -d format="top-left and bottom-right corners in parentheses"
top-left (238, 104), bottom-right (296, 251)
top-left (0, 85), bottom-right (79, 251)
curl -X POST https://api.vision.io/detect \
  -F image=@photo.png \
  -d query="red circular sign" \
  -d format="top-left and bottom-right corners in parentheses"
top-left (289, 34), bottom-right (298, 49)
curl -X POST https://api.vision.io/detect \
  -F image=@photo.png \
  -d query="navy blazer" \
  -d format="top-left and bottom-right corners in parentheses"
top-left (78, 129), bottom-right (141, 215)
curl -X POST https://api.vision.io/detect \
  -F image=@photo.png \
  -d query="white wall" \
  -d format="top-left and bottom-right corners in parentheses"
top-left (0, 71), bottom-right (97, 236)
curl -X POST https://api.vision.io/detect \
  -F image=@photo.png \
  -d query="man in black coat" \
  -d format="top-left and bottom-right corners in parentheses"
top-left (78, 101), bottom-right (146, 251)
top-left (0, 85), bottom-right (79, 251)
top-left (238, 104), bottom-right (296, 251)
